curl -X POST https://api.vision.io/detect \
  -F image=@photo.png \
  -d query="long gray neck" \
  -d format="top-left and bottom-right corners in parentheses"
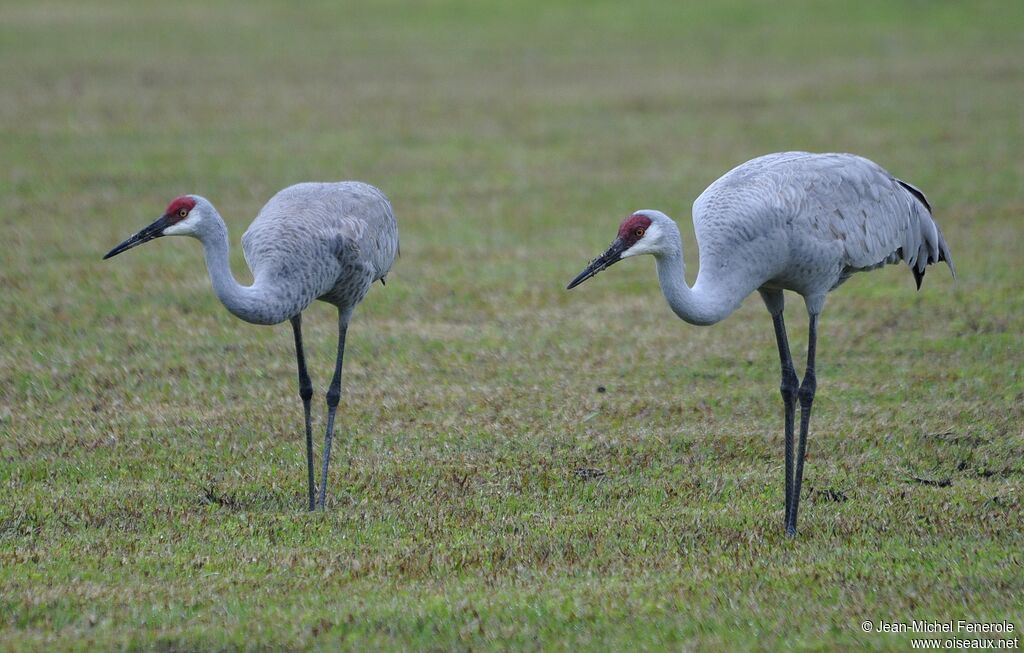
top-left (654, 236), bottom-right (742, 327)
top-left (199, 216), bottom-right (295, 326)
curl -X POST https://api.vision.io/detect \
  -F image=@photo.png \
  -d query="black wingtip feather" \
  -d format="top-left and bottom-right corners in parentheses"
top-left (895, 179), bottom-right (957, 288)
top-left (896, 178), bottom-right (932, 212)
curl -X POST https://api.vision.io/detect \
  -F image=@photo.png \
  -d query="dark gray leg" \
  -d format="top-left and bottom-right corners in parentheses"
top-left (290, 315), bottom-right (316, 512)
top-left (770, 311), bottom-right (800, 531)
top-left (317, 315), bottom-right (349, 510)
top-left (786, 312), bottom-right (818, 537)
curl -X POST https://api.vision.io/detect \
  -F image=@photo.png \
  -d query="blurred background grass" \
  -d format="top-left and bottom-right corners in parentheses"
top-left (1, 1), bottom-right (1022, 650)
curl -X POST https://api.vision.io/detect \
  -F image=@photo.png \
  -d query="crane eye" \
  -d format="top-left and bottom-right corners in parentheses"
top-left (178, 208), bottom-right (188, 218)
top-left (635, 228), bottom-right (645, 238)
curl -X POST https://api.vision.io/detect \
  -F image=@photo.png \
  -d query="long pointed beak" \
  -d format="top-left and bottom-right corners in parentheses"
top-left (103, 214), bottom-right (172, 260)
top-left (566, 239), bottom-right (628, 289)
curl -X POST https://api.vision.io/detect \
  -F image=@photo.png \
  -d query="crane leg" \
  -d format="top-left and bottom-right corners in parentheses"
top-left (291, 315), bottom-right (316, 512)
top-left (769, 310), bottom-right (800, 532)
top-left (317, 315), bottom-right (349, 510)
top-left (786, 312), bottom-right (818, 537)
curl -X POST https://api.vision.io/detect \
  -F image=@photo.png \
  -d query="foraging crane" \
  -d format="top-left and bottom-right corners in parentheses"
top-left (104, 182), bottom-right (398, 511)
top-left (567, 152), bottom-right (954, 536)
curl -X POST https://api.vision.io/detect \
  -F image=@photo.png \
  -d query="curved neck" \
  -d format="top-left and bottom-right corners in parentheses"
top-left (654, 237), bottom-right (742, 327)
top-left (198, 216), bottom-right (291, 325)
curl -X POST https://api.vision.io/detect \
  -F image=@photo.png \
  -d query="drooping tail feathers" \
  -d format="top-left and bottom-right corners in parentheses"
top-left (896, 179), bottom-right (956, 289)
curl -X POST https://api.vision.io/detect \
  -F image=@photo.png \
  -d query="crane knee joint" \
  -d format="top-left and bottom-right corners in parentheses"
top-left (298, 385), bottom-right (313, 402)
top-left (798, 376), bottom-right (816, 406)
top-left (325, 388), bottom-right (342, 408)
top-left (780, 368), bottom-right (799, 402)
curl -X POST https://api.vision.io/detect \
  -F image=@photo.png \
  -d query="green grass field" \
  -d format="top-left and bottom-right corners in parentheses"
top-left (2, 1), bottom-right (1022, 650)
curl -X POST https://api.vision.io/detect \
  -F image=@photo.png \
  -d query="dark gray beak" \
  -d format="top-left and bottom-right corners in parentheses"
top-left (103, 214), bottom-right (173, 260)
top-left (566, 239), bottom-right (628, 289)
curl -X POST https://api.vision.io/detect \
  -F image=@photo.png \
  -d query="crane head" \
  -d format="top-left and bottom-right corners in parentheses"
top-left (566, 212), bottom-right (658, 289)
top-left (103, 196), bottom-right (200, 259)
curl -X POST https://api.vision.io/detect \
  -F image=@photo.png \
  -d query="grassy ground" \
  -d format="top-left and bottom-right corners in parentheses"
top-left (2, 0), bottom-right (1022, 650)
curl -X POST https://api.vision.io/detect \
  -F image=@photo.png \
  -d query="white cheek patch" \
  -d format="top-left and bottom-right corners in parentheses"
top-left (163, 213), bottom-right (200, 236)
top-left (621, 242), bottom-right (645, 258)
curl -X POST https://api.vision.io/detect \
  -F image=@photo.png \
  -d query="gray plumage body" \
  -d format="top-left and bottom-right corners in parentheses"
top-left (223, 181), bottom-right (398, 325)
top-left (685, 151), bottom-right (953, 319)
top-left (103, 181), bottom-right (398, 510)
top-left (567, 152), bottom-right (955, 535)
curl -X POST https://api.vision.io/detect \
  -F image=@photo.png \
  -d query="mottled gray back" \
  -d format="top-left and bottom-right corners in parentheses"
top-left (241, 182), bottom-right (399, 313)
top-left (693, 152), bottom-right (954, 293)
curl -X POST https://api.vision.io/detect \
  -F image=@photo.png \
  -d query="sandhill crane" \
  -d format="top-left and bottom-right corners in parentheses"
top-left (104, 182), bottom-right (398, 511)
top-left (567, 152), bottom-right (954, 536)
